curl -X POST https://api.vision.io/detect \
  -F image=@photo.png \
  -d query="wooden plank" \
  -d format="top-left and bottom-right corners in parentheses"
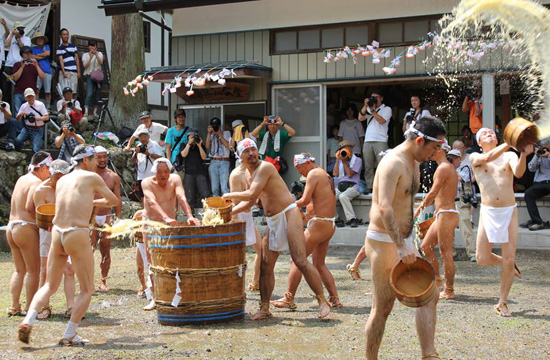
top-left (271, 54), bottom-right (281, 82)
top-left (414, 48), bottom-right (426, 75)
top-left (253, 31), bottom-right (263, 62)
top-left (218, 34), bottom-right (228, 62)
top-left (177, 38), bottom-right (186, 66)
top-left (326, 57), bottom-right (336, 79)
top-left (211, 35), bottom-right (220, 63)
top-left (236, 33), bottom-right (245, 60)
top-left (280, 54), bottom-right (290, 81)
top-left (172, 37), bottom-right (179, 65)
top-left (185, 37), bottom-right (194, 65)
top-left (335, 55), bottom-right (346, 79)
top-left (202, 35), bottom-right (211, 64)
top-left (307, 53), bottom-right (317, 80)
top-left (346, 52), bottom-right (356, 78)
top-left (245, 32), bottom-right (254, 61)
top-left (298, 53), bottom-right (308, 81)
top-left (262, 31), bottom-right (271, 67)
top-left (227, 33), bottom-right (237, 61)
top-left (289, 54), bottom-right (299, 80)
top-left (194, 36), bottom-right (203, 65)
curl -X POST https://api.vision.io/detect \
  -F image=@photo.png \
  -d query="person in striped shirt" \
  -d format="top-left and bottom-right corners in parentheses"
top-left (56, 28), bottom-right (80, 96)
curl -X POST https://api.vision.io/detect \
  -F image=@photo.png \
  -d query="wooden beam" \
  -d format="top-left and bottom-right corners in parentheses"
top-left (100, 0), bottom-right (258, 16)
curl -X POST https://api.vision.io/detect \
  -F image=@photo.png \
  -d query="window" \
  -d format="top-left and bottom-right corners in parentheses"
top-left (275, 31), bottom-right (297, 52)
top-left (346, 25), bottom-right (369, 46)
top-left (143, 21), bottom-right (151, 53)
top-left (298, 30), bottom-right (320, 50)
top-left (378, 22), bottom-right (403, 44)
top-left (321, 27), bottom-right (344, 48)
top-left (404, 20), bottom-right (429, 42)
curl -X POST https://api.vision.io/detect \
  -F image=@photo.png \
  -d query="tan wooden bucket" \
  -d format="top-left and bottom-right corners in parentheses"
top-left (417, 217), bottom-right (435, 239)
top-left (390, 257), bottom-right (437, 308)
top-left (36, 204), bottom-right (55, 230)
top-left (503, 117), bottom-right (539, 151)
top-left (204, 196), bottom-right (233, 223)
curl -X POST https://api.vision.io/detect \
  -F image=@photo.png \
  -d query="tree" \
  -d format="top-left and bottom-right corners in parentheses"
top-left (108, 13), bottom-right (147, 130)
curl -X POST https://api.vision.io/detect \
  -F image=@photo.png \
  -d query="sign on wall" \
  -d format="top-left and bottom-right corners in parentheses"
top-left (0, 2), bottom-right (51, 39)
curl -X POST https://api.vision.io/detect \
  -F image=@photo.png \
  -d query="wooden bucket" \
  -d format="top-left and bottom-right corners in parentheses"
top-left (36, 204), bottom-right (55, 230)
top-left (204, 197), bottom-right (233, 223)
top-left (503, 117), bottom-right (539, 151)
top-left (417, 217), bottom-right (435, 239)
top-left (149, 221), bottom-right (246, 326)
top-left (390, 257), bottom-right (437, 308)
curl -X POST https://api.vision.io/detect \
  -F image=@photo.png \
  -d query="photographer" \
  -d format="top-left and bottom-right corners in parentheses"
top-left (15, 88), bottom-right (49, 154)
top-left (124, 111), bottom-right (167, 152)
top-left (31, 32), bottom-right (52, 108)
top-left (132, 129), bottom-right (163, 199)
top-left (402, 94), bottom-right (431, 133)
top-left (461, 80), bottom-right (483, 153)
top-left (251, 115), bottom-right (295, 167)
top-left (55, 120), bottom-right (85, 162)
top-left (181, 129), bottom-right (209, 213)
top-left (56, 87), bottom-right (88, 132)
top-left (0, 89), bottom-right (16, 150)
top-left (358, 89), bottom-right (392, 194)
top-left (333, 140), bottom-right (362, 228)
top-left (2, 20), bottom-right (31, 104)
top-left (522, 139), bottom-right (550, 231)
top-left (11, 46), bottom-right (44, 114)
top-left (82, 40), bottom-right (104, 118)
top-left (206, 117), bottom-right (231, 196)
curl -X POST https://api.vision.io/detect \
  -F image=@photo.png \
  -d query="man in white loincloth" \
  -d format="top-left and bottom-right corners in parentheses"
top-left (271, 152), bottom-right (341, 310)
top-left (223, 139), bottom-right (331, 320)
top-left (33, 159), bottom-right (75, 319)
top-left (470, 127), bottom-right (531, 317)
top-left (90, 146), bottom-right (122, 292)
top-left (229, 158), bottom-right (261, 291)
top-left (18, 144), bottom-right (120, 345)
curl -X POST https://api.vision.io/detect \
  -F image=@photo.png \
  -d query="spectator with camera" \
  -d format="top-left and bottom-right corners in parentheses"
top-left (55, 120), bottom-right (85, 162)
top-left (452, 139), bottom-right (478, 261)
top-left (82, 40), bottom-right (104, 118)
top-left (166, 108), bottom-right (190, 180)
top-left (12, 46), bottom-right (45, 115)
top-left (56, 87), bottom-right (88, 132)
top-left (251, 115), bottom-right (295, 173)
top-left (181, 129), bottom-right (209, 213)
top-left (338, 103), bottom-right (364, 157)
top-left (31, 32), bottom-right (52, 108)
top-left (0, 89), bottom-right (16, 150)
top-left (462, 81), bottom-right (483, 153)
top-left (15, 88), bottom-right (49, 153)
top-left (206, 117), bottom-right (231, 196)
top-left (132, 129), bottom-right (163, 200)
top-left (124, 111), bottom-right (167, 152)
top-left (521, 139), bottom-right (550, 231)
top-left (56, 28), bottom-right (80, 94)
top-left (358, 89), bottom-right (392, 194)
top-left (333, 140), bottom-right (362, 228)
top-left (402, 94), bottom-right (431, 133)
top-left (3, 20), bottom-right (31, 104)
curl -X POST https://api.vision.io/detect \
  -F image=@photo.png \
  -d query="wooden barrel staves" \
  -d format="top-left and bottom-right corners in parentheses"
top-left (390, 257), bottom-right (437, 308)
top-left (36, 204), bottom-right (55, 230)
top-left (149, 221), bottom-right (247, 325)
top-left (205, 196), bottom-right (233, 223)
top-left (503, 117), bottom-right (539, 151)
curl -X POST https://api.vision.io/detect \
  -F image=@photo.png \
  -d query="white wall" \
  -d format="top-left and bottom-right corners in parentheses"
top-left (60, 0), bottom-right (171, 106)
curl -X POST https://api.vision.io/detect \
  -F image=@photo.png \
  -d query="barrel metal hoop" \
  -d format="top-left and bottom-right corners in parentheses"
top-left (158, 309), bottom-right (244, 322)
top-left (151, 230), bottom-right (246, 239)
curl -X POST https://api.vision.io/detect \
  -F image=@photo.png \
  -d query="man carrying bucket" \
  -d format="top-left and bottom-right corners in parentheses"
top-left (470, 127), bottom-right (532, 317)
top-left (363, 117), bottom-right (446, 360)
top-left (223, 139), bottom-right (331, 320)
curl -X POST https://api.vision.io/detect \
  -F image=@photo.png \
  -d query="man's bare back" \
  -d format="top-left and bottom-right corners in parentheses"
top-left (432, 162), bottom-right (458, 210)
top-left (471, 152), bottom-right (517, 207)
top-left (245, 161), bottom-right (295, 216)
top-left (95, 169), bottom-right (121, 216)
top-left (301, 167), bottom-right (335, 219)
top-left (34, 179), bottom-right (56, 208)
top-left (10, 173), bottom-right (43, 223)
top-left (229, 165), bottom-right (247, 203)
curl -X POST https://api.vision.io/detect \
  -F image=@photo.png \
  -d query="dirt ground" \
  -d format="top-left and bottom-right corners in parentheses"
top-left (0, 246), bottom-right (549, 360)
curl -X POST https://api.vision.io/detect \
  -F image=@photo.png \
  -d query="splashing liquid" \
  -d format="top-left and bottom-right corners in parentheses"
top-left (435, 0), bottom-right (550, 136)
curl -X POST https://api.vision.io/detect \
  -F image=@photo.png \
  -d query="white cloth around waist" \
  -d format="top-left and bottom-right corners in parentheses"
top-left (266, 203), bottom-right (297, 252)
top-left (480, 204), bottom-right (517, 244)
top-left (236, 210), bottom-right (256, 246)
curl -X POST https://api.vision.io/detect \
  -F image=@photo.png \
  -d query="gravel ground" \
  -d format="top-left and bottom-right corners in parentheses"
top-left (0, 246), bottom-right (549, 359)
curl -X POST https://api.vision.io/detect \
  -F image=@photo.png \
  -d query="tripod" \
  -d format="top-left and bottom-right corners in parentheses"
top-left (93, 99), bottom-right (117, 145)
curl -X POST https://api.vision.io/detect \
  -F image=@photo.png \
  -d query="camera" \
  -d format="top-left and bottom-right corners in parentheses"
top-left (290, 180), bottom-right (305, 199)
top-left (194, 135), bottom-right (201, 142)
top-left (536, 147), bottom-right (547, 156)
top-left (461, 192), bottom-right (479, 208)
top-left (367, 97), bottom-right (378, 107)
top-left (17, 27), bottom-right (24, 36)
top-left (139, 144), bottom-right (147, 153)
top-left (67, 101), bottom-right (73, 108)
top-left (24, 113), bottom-right (36, 123)
top-left (68, 125), bottom-right (75, 132)
top-left (464, 86), bottom-right (478, 99)
top-left (210, 117), bottom-right (221, 132)
top-left (340, 149), bottom-right (349, 158)
top-left (406, 108), bottom-right (415, 122)
top-left (267, 115), bottom-right (277, 124)
top-left (0, 102), bottom-right (6, 108)
top-left (23, 58), bottom-right (33, 65)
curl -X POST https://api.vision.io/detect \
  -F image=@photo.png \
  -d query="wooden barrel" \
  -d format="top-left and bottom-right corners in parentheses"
top-left (204, 197), bottom-right (233, 223)
top-left (503, 117), bottom-right (539, 151)
top-left (149, 221), bottom-right (246, 326)
top-left (390, 257), bottom-right (437, 308)
top-left (36, 204), bottom-right (55, 230)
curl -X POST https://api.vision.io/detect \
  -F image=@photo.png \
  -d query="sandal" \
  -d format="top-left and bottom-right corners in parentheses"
top-left (6, 307), bottom-right (27, 317)
top-left (17, 323), bottom-right (32, 344)
top-left (346, 264), bottom-right (363, 281)
top-left (37, 306), bottom-right (52, 320)
top-left (250, 303), bottom-right (273, 321)
top-left (247, 282), bottom-right (260, 292)
top-left (494, 301), bottom-right (512, 317)
top-left (422, 352), bottom-right (441, 359)
top-left (514, 262), bottom-right (522, 279)
top-left (328, 295), bottom-right (343, 308)
top-left (58, 334), bottom-right (90, 346)
top-left (314, 294), bottom-right (331, 319)
top-left (439, 286), bottom-right (455, 300)
top-left (270, 291), bottom-right (297, 310)
top-left (97, 277), bottom-right (109, 293)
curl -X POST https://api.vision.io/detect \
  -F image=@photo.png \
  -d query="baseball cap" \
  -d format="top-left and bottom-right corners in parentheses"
top-left (139, 111), bottom-right (151, 120)
top-left (62, 87), bottom-right (73, 94)
top-left (135, 128), bottom-right (150, 137)
top-left (337, 140), bottom-right (355, 151)
top-left (447, 149), bottom-right (462, 158)
top-left (19, 46), bottom-right (32, 56)
top-left (24, 88), bottom-right (35, 97)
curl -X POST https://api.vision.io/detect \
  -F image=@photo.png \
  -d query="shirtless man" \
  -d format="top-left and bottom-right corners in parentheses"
top-left (6, 151), bottom-right (51, 317)
top-left (415, 145), bottom-right (460, 300)
top-left (364, 117), bottom-right (446, 360)
top-left (141, 158), bottom-right (201, 311)
top-left (470, 127), bottom-right (531, 317)
top-left (229, 160), bottom-right (261, 291)
top-left (271, 152), bottom-right (341, 310)
top-left (33, 160), bottom-right (75, 320)
top-left (90, 146), bottom-right (122, 293)
top-left (222, 139), bottom-right (331, 320)
top-left (18, 145), bottom-right (120, 345)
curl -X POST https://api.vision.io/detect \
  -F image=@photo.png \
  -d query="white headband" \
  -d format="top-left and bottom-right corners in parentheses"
top-left (476, 127), bottom-right (492, 144)
top-left (404, 121), bottom-right (445, 144)
top-left (71, 146), bottom-right (97, 163)
top-left (49, 160), bottom-right (71, 175)
top-left (293, 154), bottom-right (315, 167)
top-left (94, 145), bottom-right (108, 154)
top-left (236, 138), bottom-right (257, 157)
top-left (29, 155), bottom-right (52, 172)
top-left (151, 158), bottom-right (173, 174)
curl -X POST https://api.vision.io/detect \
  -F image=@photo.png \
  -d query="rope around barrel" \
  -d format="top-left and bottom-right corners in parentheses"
top-left (150, 263), bottom-right (248, 277)
top-left (156, 294), bottom-right (247, 311)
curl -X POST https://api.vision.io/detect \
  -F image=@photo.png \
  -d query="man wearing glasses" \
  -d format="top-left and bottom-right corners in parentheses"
top-left (358, 90), bottom-right (392, 194)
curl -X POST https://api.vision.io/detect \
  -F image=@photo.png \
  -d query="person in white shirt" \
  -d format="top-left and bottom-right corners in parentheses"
top-left (15, 88), bottom-right (49, 154)
top-left (131, 129), bottom-right (163, 200)
top-left (56, 87), bottom-right (88, 132)
top-left (338, 103), bottom-right (364, 156)
top-left (81, 40), bottom-right (104, 118)
top-left (0, 89), bottom-right (16, 150)
top-left (0, 18), bottom-right (9, 68)
top-left (205, 117), bottom-right (231, 196)
top-left (358, 90), bottom-right (393, 193)
top-left (3, 21), bottom-right (31, 103)
top-left (124, 111), bottom-right (168, 152)
top-left (402, 94), bottom-right (432, 133)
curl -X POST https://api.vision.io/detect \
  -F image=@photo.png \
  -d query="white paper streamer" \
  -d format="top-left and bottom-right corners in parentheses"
top-left (171, 271), bottom-right (182, 307)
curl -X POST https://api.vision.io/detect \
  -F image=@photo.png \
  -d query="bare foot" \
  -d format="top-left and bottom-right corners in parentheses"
top-left (270, 292), bottom-right (297, 310)
top-left (137, 289), bottom-right (146, 298)
top-left (250, 305), bottom-right (272, 321)
top-left (98, 283), bottom-right (109, 293)
top-left (439, 287), bottom-right (455, 300)
top-left (37, 306), bottom-right (52, 320)
top-left (316, 295), bottom-right (331, 319)
top-left (514, 263), bottom-right (522, 279)
top-left (346, 264), bottom-right (363, 281)
top-left (494, 302), bottom-right (512, 317)
top-left (328, 295), bottom-right (343, 308)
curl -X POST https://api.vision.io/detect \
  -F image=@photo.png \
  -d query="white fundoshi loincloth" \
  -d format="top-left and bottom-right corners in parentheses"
top-left (236, 210), bottom-right (256, 246)
top-left (435, 208), bottom-right (459, 221)
top-left (480, 204), bottom-right (517, 244)
top-left (266, 203), bottom-right (298, 251)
